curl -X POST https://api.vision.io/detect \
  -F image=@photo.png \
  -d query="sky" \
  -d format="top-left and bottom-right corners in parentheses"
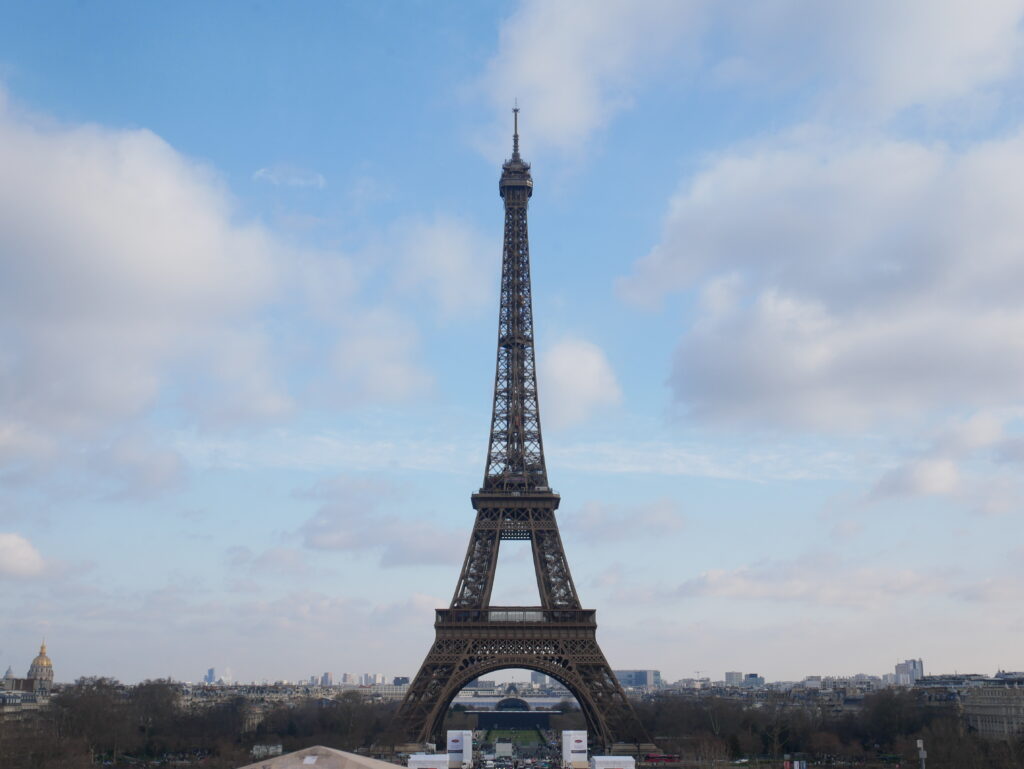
top-left (2, 0), bottom-right (1024, 686)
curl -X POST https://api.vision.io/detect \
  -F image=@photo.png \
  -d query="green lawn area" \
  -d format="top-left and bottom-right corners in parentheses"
top-left (486, 728), bottom-right (543, 746)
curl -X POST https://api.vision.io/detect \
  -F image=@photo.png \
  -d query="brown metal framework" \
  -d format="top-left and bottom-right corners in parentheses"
top-left (394, 111), bottom-right (649, 751)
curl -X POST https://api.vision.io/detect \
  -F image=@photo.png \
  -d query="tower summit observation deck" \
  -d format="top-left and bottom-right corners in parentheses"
top-left (393, 111), bottom-right (650, 751)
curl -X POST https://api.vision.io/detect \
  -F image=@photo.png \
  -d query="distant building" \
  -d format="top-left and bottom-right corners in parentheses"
top-left (393, 676), bottom-right (410, 686)
top-left (668, 677), bottom-right (709, 690)
top-left (915, 673), bottom-right (989, 690)
top-left (341, 673), bottom-right (356, 684)
top-left (321, 672), bottom-right (333, 687)
top-left (724, 671), bottom-right (744, 686)
top-left (613, 670), bottom-right (662, 689)
top-left (1, 642), bottom-right (54, 694)
top-left (895, 659), bottom-right (924, 686)
top-left (1, 691), bottom-right (42, 723)
top-left (364, 683), bottom-right (409, 701)
top-left (531, 671), bottom-right (549, 686)
top-left (26, 644), bottom-right (53, 689)
top-left (742, 674), bottom-right (765, 688)
top-left (964, 683), bottom-right (1024, 739)
top-left (204, 668), bottom-right (217, 684)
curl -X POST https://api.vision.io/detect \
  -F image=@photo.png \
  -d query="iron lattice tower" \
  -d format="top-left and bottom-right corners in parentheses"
top-left (394, 111), bottom-right (650, 751)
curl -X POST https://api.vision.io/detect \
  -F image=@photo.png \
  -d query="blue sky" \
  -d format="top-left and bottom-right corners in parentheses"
top-left (3, 0), bottom-right (1024, 685)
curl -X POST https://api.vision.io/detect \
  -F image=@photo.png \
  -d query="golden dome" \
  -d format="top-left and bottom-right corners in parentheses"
top-left (31, 641), bottom-right (52, 668)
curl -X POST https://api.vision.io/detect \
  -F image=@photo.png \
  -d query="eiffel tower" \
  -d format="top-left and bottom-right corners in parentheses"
top-left (394, 110), bottom-right (650, 752)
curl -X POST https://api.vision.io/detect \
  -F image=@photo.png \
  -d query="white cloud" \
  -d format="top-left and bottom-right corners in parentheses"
top-left (865, 412), bottom-right (1024, 514)
top-left (621, 132), bottom-right (1024, 430)
top-left (479, 0), bottom-right (703, 152)
top-left (393, 215), bottom-right (492, 319)
top-left (564, 498), bottom-right (683, 543)
top-left (480, 1), bottom-right (1024, 155)
top-left (539, 338), bottom-right (621, 428)
top-left (173, 428), bottom-right (474, 474)
top-left (954, 575), bottom-right (1024, 604)
top-left (89, 433), bottom-right (185, 500)
top-left (721, 0), bottom-right (1024, 116)
top-left (298, 475), bottom-right (464, 567)
top-left (227, 545), bottom-right (312, 577)
top-left (252, 163), bottom-right (326, 188)
top-left (0, 88), bottom-right (435, 447)
top-left (0, 533), bottom-right (46, 577)
top-left (0, 91), bottom-right (289, 458)
top-left (329, 308), bottom-right (434, 404)
top-left (871, 458), bottom-right (961, 499)
top-left (675, 560), bottom-right (942, 609)
top-left (935, 411), bottom-right (1007, 454)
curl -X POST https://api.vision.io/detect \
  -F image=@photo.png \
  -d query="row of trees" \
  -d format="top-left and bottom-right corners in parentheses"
top-left (3, 680), bottom-right (1024, 769)
top-left (631, 690), bottom-right (1024, 768)
top-left (0, 677), bottom-right (400, 769)
top-left (1, 678), bottom-right (248, 768)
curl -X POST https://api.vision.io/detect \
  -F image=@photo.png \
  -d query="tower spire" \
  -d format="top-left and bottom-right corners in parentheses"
top-left (512, 103), bottom-right (520, 159)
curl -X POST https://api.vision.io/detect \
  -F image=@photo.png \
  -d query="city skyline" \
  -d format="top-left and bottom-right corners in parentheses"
top-left (2, 1), bottom-right (1024, 685)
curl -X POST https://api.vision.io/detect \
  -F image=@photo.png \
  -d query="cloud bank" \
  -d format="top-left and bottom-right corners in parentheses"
top-left (621, 133), bottom-right (1024, 430)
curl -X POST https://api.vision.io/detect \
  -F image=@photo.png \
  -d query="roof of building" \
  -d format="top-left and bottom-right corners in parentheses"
top-left (235, 746), bottom-right (403, 769)
top-left (30, 642), bottom-right (52, 669)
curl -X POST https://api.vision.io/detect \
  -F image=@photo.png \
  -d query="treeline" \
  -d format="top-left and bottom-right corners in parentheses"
top-left (633, 689), bottom-right (1024, 768)
top-left (0, 677), bottom-right (400, 769)
top-left (4, 680), bottom-right (1024, 769)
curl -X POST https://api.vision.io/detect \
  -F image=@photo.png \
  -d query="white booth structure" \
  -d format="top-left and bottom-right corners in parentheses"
top-left (562, 731), bottom-right (588, 769)
top-left (447, 730), bottom-right (474, 769)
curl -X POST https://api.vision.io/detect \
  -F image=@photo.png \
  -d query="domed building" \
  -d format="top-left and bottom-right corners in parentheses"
top-left (26, 642), bottom-right (54, 691)
top-left (1, 641), bottom-right (54, 694)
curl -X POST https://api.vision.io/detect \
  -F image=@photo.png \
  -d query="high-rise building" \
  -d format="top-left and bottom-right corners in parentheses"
top-left (724, 671), bottom-right (744, 686)
top-left (895, 659), bottom-right (924, 686)
top-left (742, 673), bottom-right (765, 688)
top-left (393, 676), bottom-right (410, 686)
top-left (204, 668), bottom-right (216, 684)
top-left (531, 671), bottom-right (549, 686)
top-left (321, 672), bottom-right (333, 687)
top-left (341, 673), bottom-right (355, 684)
top-left (613, 670), bottom-right (662, 688)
